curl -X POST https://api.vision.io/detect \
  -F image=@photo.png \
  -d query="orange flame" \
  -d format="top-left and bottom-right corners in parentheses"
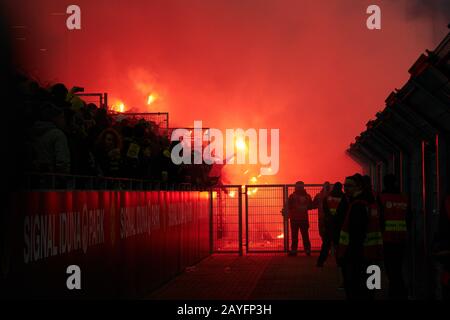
top-left (147, 93), bottom-right (158, 106)
top-left (235, 137), bottom-right (246, 151)
top-left (111, 100), bottom-right (126, 113)
top-left (247, 187), bottom-right (258, 196)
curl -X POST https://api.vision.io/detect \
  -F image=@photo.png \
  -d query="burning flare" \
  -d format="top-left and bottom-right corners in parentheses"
top-left (235, 137), bottom-right (246, 151)
top-left (147, 93), bottom-right (158, 106)
top-left (111, 100), bottom-right (126, 113)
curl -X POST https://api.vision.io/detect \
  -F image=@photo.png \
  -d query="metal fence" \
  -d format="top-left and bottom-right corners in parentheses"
top-left (109, 112), bottom-right (169, 137)
top-left (245, 185), bottom-right (287, 253)
top-left (22, 172), bottom-right (200, 191)
top-left (75, 92), bottom-right (108, 108)
top-left (209, 184), bottom-right (326, 254)
top-left (210, 185), bottom-right (242, 254)
top-left (245, 184), bottom-right (324, 253)
top-left (21, 174), bottom-right (326, 255)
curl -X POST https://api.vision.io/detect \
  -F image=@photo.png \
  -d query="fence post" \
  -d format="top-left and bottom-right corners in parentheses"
top-left (245, 185), bottom-right (249, 254)
top-left (283, 185), bottom-right (289, 253)
top-left (104, 92), bottom-right (108, 109)
top-left (238, 186), bottom-right (243, 256)
top-left (209, 188), bottom-right (214, 254)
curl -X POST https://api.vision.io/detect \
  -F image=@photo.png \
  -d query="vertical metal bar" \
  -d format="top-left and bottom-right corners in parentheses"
top-left (421, 140), bottom-right (429, 298)
top-left (392, 153), bottom-right (396, 175)
top-left (435, 134), bottom-right (440, 215)
top-left (283, 185), bottom-right (288, 252)
top-left (245, 186), bottom-right (249, 253)
top-left (400, 151), bottom-right (404, 193)
top-left (238, 187), bottom-right (243, 256)
top-left (287, 186), bottom-right (291, 252)
top-left (209, 188), bottom-right (214, 254)
top-left (377, 162), bottom-right (381, 193)
top-left (422, 140), bottom-right (427, 255)
top-left (379, 162), bottom-right (383, 193)
top-left (104, 92), bottom-right (108, 109)
top-left (166, 112), bottom-right (170, 137)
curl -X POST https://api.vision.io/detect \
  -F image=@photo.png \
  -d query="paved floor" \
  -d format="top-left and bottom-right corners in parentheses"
top-left (147, 253), bottom-right (388, 300)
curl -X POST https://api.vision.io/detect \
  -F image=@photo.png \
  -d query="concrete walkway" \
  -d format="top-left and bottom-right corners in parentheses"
top-left (147, 253), bottom-right (385, 300)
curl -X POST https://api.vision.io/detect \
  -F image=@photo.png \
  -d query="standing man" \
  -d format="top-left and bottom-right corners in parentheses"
top-left (378, 174), bottom-right (409, 299)
top-left (337, 174), bottom-right (383, 300)
top-left (317, 182), bottom-right (344, 267)
top-left (335, 179), bottom-right (351, 289)
top-left (313, 182), bottom-right (331, 259)
top-left (285, 181), bottom-right (313, 256)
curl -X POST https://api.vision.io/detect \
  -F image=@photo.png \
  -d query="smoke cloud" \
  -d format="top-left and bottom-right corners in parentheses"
top-left (5, 0), bottom-right (449, 184)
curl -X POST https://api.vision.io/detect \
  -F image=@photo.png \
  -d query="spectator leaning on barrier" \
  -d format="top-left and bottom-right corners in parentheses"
top-left (30, 102), bottom-right (71, 174)
top-left (138, 142), bottom-right (154, 180)
top-left (65, 108), bottom-right (96, 176)
top-left (21, 74), bottom-right (222, 187)
top-left (94, 128), bottom-right (122, 177)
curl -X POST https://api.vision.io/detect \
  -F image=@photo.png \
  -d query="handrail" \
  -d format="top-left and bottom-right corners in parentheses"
top-left (22, 172), bottom-right (209, 192)
top-left (21, 173), bottom-right (330, 192)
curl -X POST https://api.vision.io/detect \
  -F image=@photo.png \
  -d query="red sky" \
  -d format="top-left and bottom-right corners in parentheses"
top-left (5, 0), bottom-right (449, 184)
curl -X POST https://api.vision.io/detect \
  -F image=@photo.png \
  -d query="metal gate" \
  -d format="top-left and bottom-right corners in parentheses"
top-left (210, 185), bottom-right (242, 254)
top-left (245, 185), bottom-right (287, 253)
top-left (210, 184), bottom-right (327, 254)
top-left (245, 184), bottom-right (325, 253)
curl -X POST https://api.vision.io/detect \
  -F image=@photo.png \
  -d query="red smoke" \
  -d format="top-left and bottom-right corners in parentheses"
top-left (6, 0), bottom-right (449, 184)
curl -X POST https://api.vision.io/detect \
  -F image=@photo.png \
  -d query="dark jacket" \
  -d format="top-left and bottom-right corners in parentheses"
top-left (313, 190), bottom-right (329, 236)
top-left (335, 194), bottom-right (349, 237)
top-left (323, 189), bottom-right (345, 234)
top-left (30, 121), bottom-right (70, 173)
top-left (343, 192), bottom-right (370, 262)
top-left (287, 190), bottom-right (313, 222)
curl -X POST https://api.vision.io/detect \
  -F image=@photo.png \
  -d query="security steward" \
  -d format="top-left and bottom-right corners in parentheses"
top-left (313, 182), bottom-right (331, 264)
top-left (317, 182), bottom-right (345, 267)
top-left (337, 174), bottom-right (383, 300)
top-left (378, 174), bottom-right (410, 299)
top-left (283, 181), bottom-right (313, 256)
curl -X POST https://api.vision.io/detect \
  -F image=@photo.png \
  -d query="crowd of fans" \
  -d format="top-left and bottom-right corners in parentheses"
top-left (17, 74), bottom-right (218, 188)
